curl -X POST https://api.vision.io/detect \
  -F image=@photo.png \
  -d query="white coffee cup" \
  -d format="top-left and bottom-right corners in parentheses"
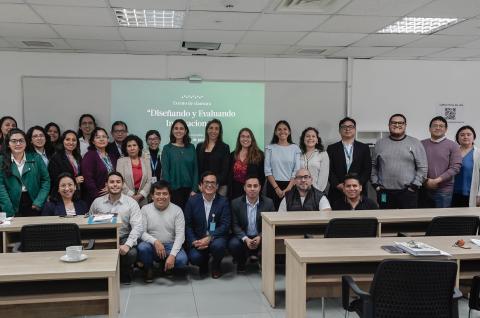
top-left (66, 245), bottom-right (83, 260)
top-left (0, 212), bottom-right (6, 223)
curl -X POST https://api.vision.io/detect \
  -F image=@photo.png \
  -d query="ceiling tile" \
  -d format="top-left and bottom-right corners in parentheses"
top-left (0, 23), bottom-right (58, 38)
top-left (119, 28), bottom-right (182, 41)
top-left (189, 0), bottom-right (270, 13)
top-left (352, 34), bottom-right (424, 47)
top-left (298, 32), bottom-right (367, 46)
top-left (461, 38), bottom-right (480, 49)
top-left (183, 30), bottom-right (245, 43)
top-left (66, 39), bottom-right (125, 51)
top-left (285, 45), bottom-right (343, 56)
top-left (233, 44), bottom-right (289, 55)
top-left (328, 46), bottom-right (396, 58)
top-left (338, 0), bottom-right (431, 16)
top-left (0, 4), bottom-right (43, 23)
top-left (8, 37), bottom-right (70, 49)
top-left (316, 15), bottom-right (397, 33)
top-left (250, 13), bottom-right (329, 32)
top-left (436, 18), bottom-right (480, 35)
top-left (52, 25), bottom-right (122, 40)
top-left (404, 35), bottom-right (479, 48)
top-left (125, 40), bottom-right (180, 52)
top-left (110, 0), bottom-right (188, 10)
top-left (0, 38), bottom-right (14, 47)
top-left (26, 0), bottom-right (106, 6)
top-left (426, 47), bottom-right (480, 58)
top-left (184, 11), bottom-right (259, 30)
top-left (32, 5), bottom-right (116, 26)
top-left (0, 0), bottom-right (24, 3)
top-left (241, 31), bottom-right (306, 45)
top-left (409, 0), bottom-right (480, 18)
top-left (379, 47), bottom-right (445, 57)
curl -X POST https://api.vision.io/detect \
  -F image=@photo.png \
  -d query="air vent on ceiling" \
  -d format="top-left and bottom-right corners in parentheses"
top-left (274, 0), bottom-right (350, 13)
top-left (297, 48), bottom-right (327, 55)
top-left (22, 41), bottom-right (54, 48)
top-left (182, 41), bottom-right (221, 51)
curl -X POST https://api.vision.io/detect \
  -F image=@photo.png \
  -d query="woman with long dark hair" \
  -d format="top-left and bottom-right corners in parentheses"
top-left (264, 120), bottom-right (301, 210)
top-left (45, 122), bottom-right (61, 151)
top-left (196, 119), bottom-right (230, 196)
top-left (77, 114), bottom-right (96, 157)
top-left (42, 173), bottom-right (88, 216)
top-left (299, 127), bottom-right (329, 192)
top-left (0, 116), bottom-right (17, 151)
top-left (26, 126), bottom-right (54, 167)
top-left (228, 128), bottom-right (264, 200)
top-left (161, 119), bottom-right (198, 210)
top-left (0, 128), bottom-right (50, 216)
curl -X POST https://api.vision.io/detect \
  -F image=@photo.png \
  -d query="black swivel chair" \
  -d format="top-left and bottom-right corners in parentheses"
top-left (13, 223), bottom-right (94, 252)
top-left (324, 218), bottom-right (378, 238)
top-left (469, 276), bottom-right (480, 318)
top-left (343, 259), bottom-right (462, 318)
top-left (399, 216), bottom-right (479, 237)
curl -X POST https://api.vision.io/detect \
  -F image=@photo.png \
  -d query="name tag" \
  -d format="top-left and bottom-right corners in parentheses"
top-left (380, 193), bottom-right (387, 203)
top-left (209, 213), bottom-right (216, 232)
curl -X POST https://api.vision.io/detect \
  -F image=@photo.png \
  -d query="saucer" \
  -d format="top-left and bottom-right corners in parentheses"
top-left (60, 254), bottom-right (88, 263)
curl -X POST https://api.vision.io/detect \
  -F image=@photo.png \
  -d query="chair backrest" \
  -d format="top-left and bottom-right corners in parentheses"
top-left (20, 223), bottom-right (82, 252)
top-left (426, 216), bottom-right (479, 236)
top-left (324, 217), bottom-right (378, 238)
top-left (370, 259), bottom-right (457, 318)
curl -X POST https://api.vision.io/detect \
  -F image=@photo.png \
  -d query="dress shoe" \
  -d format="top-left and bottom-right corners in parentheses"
top-left (144, 268), bottom-right (154, 283)
top-left (237, 263), bottom-right (246, 274)
top-left (211, 268), bottom-right (222, 279)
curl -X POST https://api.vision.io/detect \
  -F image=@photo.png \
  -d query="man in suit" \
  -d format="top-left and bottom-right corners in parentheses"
top-left (185, 171), bottom-right (231, 279)
top-left (228, 175), bottom-right (274, 273)
top-left (327, 117), bottom-right (372, 204)
top-left (107, 121), bottom-right (128, 161)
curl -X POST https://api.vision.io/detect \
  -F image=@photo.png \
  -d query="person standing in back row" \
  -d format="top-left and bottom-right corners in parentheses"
top-left (371, 114), bottom-right (428, 209)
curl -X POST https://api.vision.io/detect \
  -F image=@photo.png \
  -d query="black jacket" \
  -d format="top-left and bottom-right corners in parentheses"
top-left (48, 151), bottom-right (81, 195)
top-left (231, 195), bottom-right (274, 240)
top-left (196, 141), bottom-right (230, 186)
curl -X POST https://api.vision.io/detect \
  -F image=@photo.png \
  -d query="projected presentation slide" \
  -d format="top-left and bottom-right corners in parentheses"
top-left (111, 80), bottom-right (265, 149)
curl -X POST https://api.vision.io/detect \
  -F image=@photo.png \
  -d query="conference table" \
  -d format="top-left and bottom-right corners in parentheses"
top-left (0, 249), bottom-right (119, 318)
top-left (261, 207), bottom-right (480, 307)
top-left (285, 235), bottom-right (480, 318)
top-left (0, 216), bottom-right (121, 253)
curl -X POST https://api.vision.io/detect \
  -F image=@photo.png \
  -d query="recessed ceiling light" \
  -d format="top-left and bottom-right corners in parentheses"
top-left (113, 8), bottom-right (185, 28)
top-left (377, 17), bottom-right (460, 34)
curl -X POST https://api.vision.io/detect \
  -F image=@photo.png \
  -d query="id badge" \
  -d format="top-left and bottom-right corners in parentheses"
top-left (380, 193), bottom-right (387, 203)
top-left (151, 177), bottom-right (157, 184)
top-left (209, 222), bottom-right (216, 232)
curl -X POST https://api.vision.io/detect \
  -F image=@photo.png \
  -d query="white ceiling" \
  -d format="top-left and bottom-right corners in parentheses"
top-left (0, 0), bottom-right (480, 60)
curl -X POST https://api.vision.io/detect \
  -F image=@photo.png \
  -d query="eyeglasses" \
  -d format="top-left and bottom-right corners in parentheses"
top-left (389, 121), bottom-right (405, 126)
top-left (340, 125), bottom-right (355, 130)
top-left (202, 181), bottom-right (217, 186)
top-left (9, 139), bottom-right (26, 145)
top-left (147, 137), bottom-right (160, 142)
top-left (113, 129), bottom-right (127, 134)
top-left (94, 135), bottom-right (108, 140)
top-left (431, 124), bottom-right (446, 129)
top-left (295, 175), bottom-right (311, 180)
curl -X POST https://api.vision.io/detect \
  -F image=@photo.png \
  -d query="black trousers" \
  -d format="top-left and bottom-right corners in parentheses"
top-left (451, 193), bottom-right (469, 207)
top-left (171, 187), bottom-right (192, 211)
top-left (266, 180), bottom-right (290, 211)
top-left (376, 188), bottom-right (418, 209)
top-left (18, 192), bottom-right (40, 217)
top-left (119, 237), bottom-right (137, 275)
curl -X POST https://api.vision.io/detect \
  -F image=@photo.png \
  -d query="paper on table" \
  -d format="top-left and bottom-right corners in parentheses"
top-left (470, 239), bottom-right (480, 247)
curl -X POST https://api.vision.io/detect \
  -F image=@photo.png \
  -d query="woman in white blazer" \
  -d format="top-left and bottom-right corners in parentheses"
top-left (116, 135), bottom-right (152, 207)
top-left (452, 126), bottom-right (480, 207)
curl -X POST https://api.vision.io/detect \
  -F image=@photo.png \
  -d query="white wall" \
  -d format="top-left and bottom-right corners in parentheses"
top-left (351, 59), bottom-right (480, 141)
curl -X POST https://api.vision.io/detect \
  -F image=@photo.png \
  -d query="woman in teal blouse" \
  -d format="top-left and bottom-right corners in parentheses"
top-left (161, 119), bottom-right (198, 210)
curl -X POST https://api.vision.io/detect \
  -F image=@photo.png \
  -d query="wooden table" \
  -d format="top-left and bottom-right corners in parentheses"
top-left (284, 236), bottom-right (480, 318)
top-left (261, 207), bottom-right (480, 307)
top-left (0, 216), bottom-right (121, 253)
top-left (0, 249), bottom-right (119, 318)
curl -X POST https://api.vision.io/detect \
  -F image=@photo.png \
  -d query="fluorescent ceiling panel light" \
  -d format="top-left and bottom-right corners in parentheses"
top-left (114, 8), bottom-right (184, 28)
top-left (377, 17), bottom-right (460, 34)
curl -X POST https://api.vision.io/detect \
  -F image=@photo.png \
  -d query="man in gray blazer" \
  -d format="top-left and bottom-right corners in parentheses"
top-left (228, 175), bottom-right (274, 273)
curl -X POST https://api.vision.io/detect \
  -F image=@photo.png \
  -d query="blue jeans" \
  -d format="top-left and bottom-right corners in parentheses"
top-left (188, 237), bottom-right (227, 269)
top-left (431, 191), bottom-right (453, 208)
top-left (137, 241), bottom-right (188, 269)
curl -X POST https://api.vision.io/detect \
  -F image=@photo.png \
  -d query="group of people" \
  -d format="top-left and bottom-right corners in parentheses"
top-left (0, 112), bottom-right (478, 283)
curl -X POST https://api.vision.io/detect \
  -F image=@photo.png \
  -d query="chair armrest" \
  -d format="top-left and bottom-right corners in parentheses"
top-left (11, 242), bottom-right (21, 253)
top-left (84, 239), bottom-right (95, 250)
top-left (469, 276), bottom-right (480, 310)
top-left (342, 275), bottom-right (370, 310)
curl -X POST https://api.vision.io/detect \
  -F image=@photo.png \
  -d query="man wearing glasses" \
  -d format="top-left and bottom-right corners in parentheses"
top-left (107, 121), bottom-right (128, 161)
top-left (278, 168), bottom-right (331, 211)
top-left (327, 117), bottom-right (372, 205)
top-left (371, 113), bottom-right (427, 209)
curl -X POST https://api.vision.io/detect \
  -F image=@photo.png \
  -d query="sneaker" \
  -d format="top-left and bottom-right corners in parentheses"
top-left (144, 268), bottom-right (154, 283)
top-left (199, 264), bottom-right (209, 278)
top-left (237, 263), bottom-right (246, 274)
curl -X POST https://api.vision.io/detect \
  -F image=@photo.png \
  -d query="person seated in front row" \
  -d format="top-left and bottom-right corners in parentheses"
top-left (42, 173), bottom-right (88, 216)
top-left (278, 168), bottom-right (331, 212)
top-left (332, 174), bottom-right (378, 211)
top-left (137, 181), bottom-right (188, 283)
top-left (89, 172), bottom-right (143, 284)
top-left (185, 171), bottom-right (231, 279)
top-left (228, 175), bottom-right (274, 273)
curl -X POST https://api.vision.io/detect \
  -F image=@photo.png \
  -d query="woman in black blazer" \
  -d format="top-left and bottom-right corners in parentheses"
top-left (228, 128), bottom-right (265, 200)
top-left (48, 130), bottom-right (84, 196)
top-left (196, 119), bottom-right (230, 196)
top-left (42, 173), bottom-right (88, 216)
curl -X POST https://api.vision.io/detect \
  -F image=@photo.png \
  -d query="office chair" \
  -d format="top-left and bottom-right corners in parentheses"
top-left (469, 276), bottom-right (480, 318)
top-left (342, 259), bottom-right (461, 318)
top-left (13, 223), bottom-right (94, 252)
top-left (324, 218), bottom-right (378, 238)
top-left (398, 216), bottom-right (479, 237)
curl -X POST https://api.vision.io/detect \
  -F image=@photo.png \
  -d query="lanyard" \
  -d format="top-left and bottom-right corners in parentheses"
top-left (150, 154), bottom-right (159, 172)
top-left (98, 151), bottom-right (114, 173)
